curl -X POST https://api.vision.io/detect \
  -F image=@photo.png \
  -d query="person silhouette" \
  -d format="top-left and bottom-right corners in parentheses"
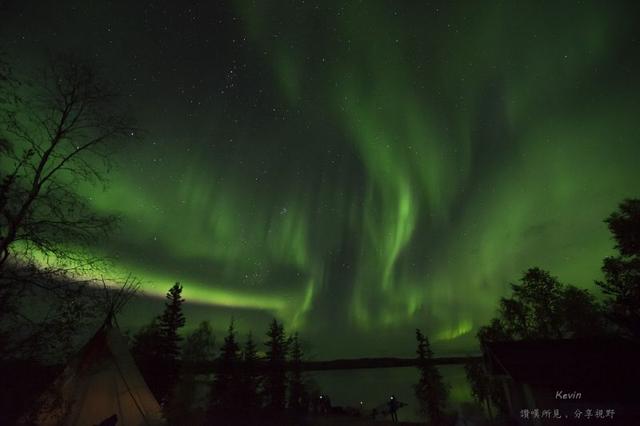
top-left (388, 395), bottom-right (399, 423)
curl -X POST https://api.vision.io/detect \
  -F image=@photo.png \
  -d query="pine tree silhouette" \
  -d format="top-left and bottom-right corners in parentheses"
top-left (264, 318), bottom-right (288, 414)
top-left (157, 282), bottom-right (186, 405)
top-left (239, 332), bottom-right (262, 423)
top-left (414, 329), bottom-right (448, 425)
top-left (159, 283), bottom-right (186, 359)
top-left (132, 282), bottom-right (186, 406)
top-left (165, 321), bottom-right (215, 423)
top-left (208, 320), bottom-right (241, 423)
top-left (287, 332), bottom-right (306, 413)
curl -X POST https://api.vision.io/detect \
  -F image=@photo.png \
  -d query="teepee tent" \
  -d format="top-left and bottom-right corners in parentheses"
top-left (21, 280), bottom-right (165, 426)
top-left (22, 317), bottom-right (165, 426)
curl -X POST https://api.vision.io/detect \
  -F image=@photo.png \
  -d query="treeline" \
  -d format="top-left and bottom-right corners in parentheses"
top-left (465, 198), bottom-right (640, 423)
top-left (130, 286), bottom-right (312, 425)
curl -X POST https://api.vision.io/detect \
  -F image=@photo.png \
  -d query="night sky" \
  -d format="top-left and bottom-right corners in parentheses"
top-left (3, 0), bottom-right (640, 359)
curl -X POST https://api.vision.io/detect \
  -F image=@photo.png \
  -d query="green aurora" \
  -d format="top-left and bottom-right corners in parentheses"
top-left (2, 0), bottom-right (640, 358)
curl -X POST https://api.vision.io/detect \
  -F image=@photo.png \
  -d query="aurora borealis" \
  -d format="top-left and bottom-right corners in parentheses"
top-left (2, 0), bottom-right (640, 359)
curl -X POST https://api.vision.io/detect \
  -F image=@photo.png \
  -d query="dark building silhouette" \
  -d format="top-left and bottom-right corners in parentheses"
top-left (483, 339), bottom-right (640, 425)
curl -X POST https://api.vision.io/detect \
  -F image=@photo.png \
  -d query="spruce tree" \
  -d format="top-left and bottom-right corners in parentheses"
top-left (157, 282), bottom-right (186, 405)
top-left (239, 332), bottom-right (262, 421)
top-left (182, 320), bottom-right (216, 364)
top-left (131, 283), bottom-right (186, 406)
top-left (414, 329), bottom-right (448, 425)
top-left (159, 282), bottom-right (186, 359)
top-left (287, 332), bottom-right (306, 412)
top-left (264, 318), bottom-right (288, 413)
top-left (131, 318), bottom-right (164, 400)
top-left (208, 320), bottom-right (241, 423)
top-left (165, 321), bottom-right (215, 424)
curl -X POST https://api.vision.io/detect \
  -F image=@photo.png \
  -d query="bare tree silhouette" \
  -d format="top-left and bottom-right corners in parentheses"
top-left (0, 53), bottom-right (136, 271)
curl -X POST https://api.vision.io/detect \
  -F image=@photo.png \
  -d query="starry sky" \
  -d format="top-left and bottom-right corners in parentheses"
top-left (2, 0), bottom-right (640, 359)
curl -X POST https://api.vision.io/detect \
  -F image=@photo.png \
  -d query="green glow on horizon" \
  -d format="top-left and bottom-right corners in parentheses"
top-left (435, 320), bottom-right (474, 342)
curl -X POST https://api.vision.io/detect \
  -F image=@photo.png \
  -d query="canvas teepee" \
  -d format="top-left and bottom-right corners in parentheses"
top-left (21, 280), bottom-right (165, 426)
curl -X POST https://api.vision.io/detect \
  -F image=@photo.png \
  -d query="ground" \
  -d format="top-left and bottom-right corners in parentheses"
top-left (307, 416), bottom-right (425, 425)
